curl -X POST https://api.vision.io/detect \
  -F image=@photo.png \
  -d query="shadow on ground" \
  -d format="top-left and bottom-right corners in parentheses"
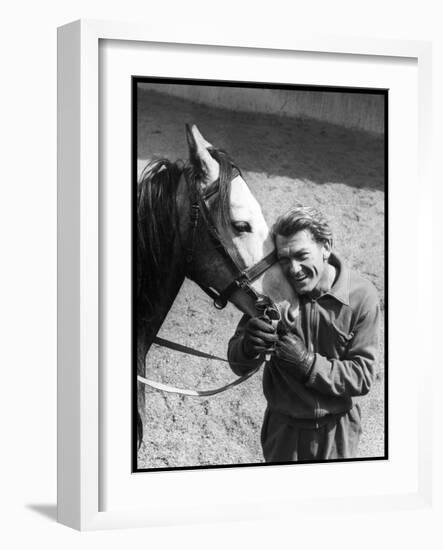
top-left (26, 504), bottom-right (57, 522)
top-left (138, 89), bottom-right (385, 191)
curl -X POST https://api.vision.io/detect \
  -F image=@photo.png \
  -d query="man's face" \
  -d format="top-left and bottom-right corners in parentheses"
top-left (275, 230), bottom-right (331, 294)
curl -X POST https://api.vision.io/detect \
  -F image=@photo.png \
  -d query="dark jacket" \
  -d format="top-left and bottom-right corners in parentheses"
top-left (228, 254), bottom-right (380, 421)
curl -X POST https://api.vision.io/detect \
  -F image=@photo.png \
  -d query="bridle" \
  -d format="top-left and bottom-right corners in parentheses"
top-left (137, 162), bottom-right (281, 397)
top-left (183, 166), bottom-right (279, 312)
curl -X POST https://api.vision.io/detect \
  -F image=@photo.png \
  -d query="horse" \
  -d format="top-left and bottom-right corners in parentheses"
top-left (136, 124), bottom-right (298, 448)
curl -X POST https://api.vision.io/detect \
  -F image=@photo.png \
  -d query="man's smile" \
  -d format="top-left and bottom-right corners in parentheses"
top-left (291, 266), bottom-right (313, 282)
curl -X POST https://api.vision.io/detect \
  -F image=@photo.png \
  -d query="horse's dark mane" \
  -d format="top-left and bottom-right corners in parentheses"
top-left (137, 158), bottom-right (182, 319)
top-left (136, 148), bottom-right (238, 322)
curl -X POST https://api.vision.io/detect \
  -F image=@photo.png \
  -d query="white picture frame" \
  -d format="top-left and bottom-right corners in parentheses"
top-left (57, 19), bottom-right (433, 530)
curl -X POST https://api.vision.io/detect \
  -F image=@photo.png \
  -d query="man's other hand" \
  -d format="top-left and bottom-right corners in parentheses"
top-left (275, 333), bottom-right (315, 381)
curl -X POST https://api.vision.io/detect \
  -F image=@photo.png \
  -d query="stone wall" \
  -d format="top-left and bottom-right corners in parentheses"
top-left (139, 83), bottom-right (385, 134)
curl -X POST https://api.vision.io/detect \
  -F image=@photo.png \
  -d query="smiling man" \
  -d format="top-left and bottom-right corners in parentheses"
top-left (228, 206), bottom-right (381, 462)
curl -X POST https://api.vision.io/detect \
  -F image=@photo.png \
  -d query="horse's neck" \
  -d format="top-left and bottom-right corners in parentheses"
top-left (137, 266), bottom-right (185, 373)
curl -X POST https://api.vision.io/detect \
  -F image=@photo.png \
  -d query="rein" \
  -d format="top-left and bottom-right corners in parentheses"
top-left (137, 161), bottom-right (280, 397)
top-left (137, 336), bottom-right (261, 396)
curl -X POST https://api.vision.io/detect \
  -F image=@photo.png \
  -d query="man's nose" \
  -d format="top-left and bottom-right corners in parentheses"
top-left (289, 259), bottom-right (302, 275)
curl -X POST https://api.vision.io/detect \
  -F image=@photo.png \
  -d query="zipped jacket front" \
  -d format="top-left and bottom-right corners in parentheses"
top-left (228, 254), bottom-right (381, 421)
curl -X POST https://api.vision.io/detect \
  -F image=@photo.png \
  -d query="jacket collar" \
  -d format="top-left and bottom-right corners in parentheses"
top-left (306, 253), bottom-right (350, 306)
top-left (322, 253), bottom-right (350, 306)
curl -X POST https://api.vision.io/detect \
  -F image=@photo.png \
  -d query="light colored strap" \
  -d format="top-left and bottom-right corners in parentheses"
top-left (137, 365), bottom-right (261, 397)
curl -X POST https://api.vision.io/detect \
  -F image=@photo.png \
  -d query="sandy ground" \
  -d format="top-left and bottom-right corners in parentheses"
top-left (137, 88), bottom-right (386, 469)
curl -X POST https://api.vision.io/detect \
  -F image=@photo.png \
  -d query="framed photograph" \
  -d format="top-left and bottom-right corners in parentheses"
top-left (57, 19), bottom-right (433, 530)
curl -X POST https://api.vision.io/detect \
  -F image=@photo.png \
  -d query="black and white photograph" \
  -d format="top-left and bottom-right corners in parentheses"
top-left (133, 79), bottom-right (387, 471)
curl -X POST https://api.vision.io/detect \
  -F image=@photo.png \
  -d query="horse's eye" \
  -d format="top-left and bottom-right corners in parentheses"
top-left (232, 221), bottom-right (252, 233)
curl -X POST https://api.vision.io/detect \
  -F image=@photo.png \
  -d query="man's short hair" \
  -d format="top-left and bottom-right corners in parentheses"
top-left (272, 206), bottom-right (333, 246)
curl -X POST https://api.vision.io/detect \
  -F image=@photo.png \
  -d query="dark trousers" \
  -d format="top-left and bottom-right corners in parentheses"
top-left (261, 405), bottom-right (362, 462)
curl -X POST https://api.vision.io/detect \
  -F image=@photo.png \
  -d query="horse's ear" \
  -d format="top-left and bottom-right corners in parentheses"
top-left (185, 123), bottom-right (219, 186)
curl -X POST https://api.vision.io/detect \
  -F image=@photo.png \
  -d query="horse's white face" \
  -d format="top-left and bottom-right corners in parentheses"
top-left (184, 124), bottom-right (298, 321)
top-left (223, 175), bottom-right (299, 320)
top-left (228, 174), bottom-right (269, 265)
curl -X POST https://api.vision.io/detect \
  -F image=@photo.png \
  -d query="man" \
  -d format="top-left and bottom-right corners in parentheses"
top-left (228, 206), bottom-right (380, 462)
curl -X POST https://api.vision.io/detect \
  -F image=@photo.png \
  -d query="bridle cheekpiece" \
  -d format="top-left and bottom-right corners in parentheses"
top-left (183, 166), bottom-right (280, 314)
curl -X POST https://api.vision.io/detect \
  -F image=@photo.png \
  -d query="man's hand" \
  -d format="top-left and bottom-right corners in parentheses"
top-left (242, 317), bottom-right (278, 358)
top-left (275, 333), bottom-right (315, 381)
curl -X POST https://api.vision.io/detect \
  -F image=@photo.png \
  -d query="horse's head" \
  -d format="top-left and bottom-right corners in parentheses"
top-left (178, 124), bottom-right (298, 322)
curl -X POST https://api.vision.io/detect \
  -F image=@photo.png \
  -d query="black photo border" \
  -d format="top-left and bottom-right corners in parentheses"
top-left (131, 77), bottom-right (388, 474)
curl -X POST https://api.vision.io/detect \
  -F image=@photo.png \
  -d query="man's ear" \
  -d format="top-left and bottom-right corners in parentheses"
top-left (322, 240), bottom-right (332, 261)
